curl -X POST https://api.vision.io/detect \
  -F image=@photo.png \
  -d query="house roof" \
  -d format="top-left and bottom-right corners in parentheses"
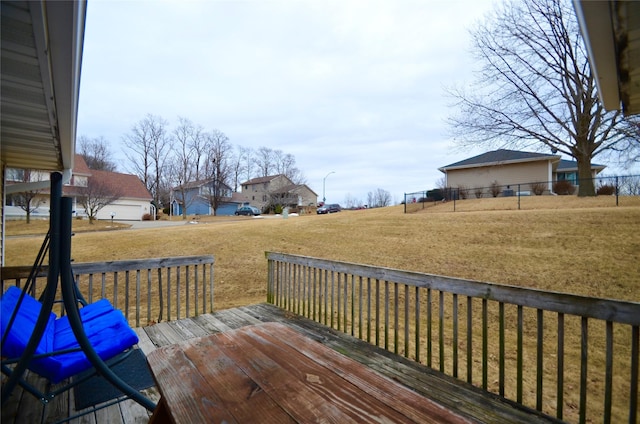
top-left (172, 178), bottom-right (233, 192)
top-left (87, 169), bottom-right (152, 200)
top-left (574, 1), bottom-right (640, 116)
top-left (439, 149), bottom-right (560, 172)
top-left (278, 183), bottom-right (318, 197)
top-left (241, 175), bottom-right (285, 186)
top-left (73, 155), bottom-right (92, 176)
top-left (556, 159), bottom-right (606, 172)
top-left (1, 1), bottom-right (86, 172)
top-left (42, 156), bottom-right (152, 200)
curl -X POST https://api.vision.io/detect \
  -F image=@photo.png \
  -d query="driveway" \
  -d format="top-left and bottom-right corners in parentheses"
top-left (116, 220), bottom-right (195, 229)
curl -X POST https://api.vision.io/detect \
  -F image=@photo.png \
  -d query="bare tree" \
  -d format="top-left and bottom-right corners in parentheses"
top-left (617, 175), bottom-right (640, 196)
top-left (180, 118), bottom-right (206, 181)
top-left (230, 146), bottom-right (249, 192)
top-left (367, 188), bottom-right (392, 208)
top-left (343, 193), bottom-right (362, 209)
top-left (447, 0), bottom-right (637, 196)
top-left (78, 172), bottom-right (123, 223)
top-left (8, 170), bottom-right (44, 224)
top-left (123, 114), bottom-right (171, 207)
top-left (78, 135), bottom-right (117, 171)
top-left (273, 149), bottom-right (306, 185)
top-left (254, 146), bottom-right (275, 177)
top-left (242, 147), bottom-right (255, 183)
top-left (169, 118), bottom-right (198, 219)
top-left (201, 130), bottom-right (233, 216)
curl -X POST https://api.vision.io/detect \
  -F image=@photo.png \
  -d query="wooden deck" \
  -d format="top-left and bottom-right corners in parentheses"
top-left (2, 303), bottom-right (561, 424)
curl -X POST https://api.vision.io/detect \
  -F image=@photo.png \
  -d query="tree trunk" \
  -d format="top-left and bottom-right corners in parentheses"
top-left (576, 154), bottom-right (596, 197)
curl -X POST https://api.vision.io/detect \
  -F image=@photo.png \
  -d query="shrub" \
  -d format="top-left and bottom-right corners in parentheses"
top-left (490, 181), bottom-right (501, 198)
top-left (142, 213), bottom-right (153, 221)
top-left (530, 182), bottom-right (546, 195)
top-left (458, 185), bottom-right (469, 200)
top-left (426, 189), bottom-right (444, 201)
top-left (474, 187), bottom-right (484, 198)
top-left (553, 180), bottom-right (576, 195)
top-left (597, 184), bottom-right (616, 195)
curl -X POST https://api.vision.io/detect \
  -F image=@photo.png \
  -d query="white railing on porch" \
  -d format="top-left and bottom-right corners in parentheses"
top-left (1, 255), bottom-right (214, 327)
top-left (266, 251), bottom-right (639, 424)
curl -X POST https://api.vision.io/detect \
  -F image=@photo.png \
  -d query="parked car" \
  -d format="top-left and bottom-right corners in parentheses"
top-left (235, 206), bottom-right (261, 216)
top-left (317, 204), bottom-right (341, 214)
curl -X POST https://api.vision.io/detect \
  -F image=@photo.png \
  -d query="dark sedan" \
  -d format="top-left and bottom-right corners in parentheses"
top-left (234, 206), bottom-right (261, 216)
top-left (317, 204), bottom-right (341, 214)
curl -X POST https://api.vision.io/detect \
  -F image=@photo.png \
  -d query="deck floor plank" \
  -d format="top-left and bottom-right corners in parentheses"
top-left (142, 322), bottom-right (182, 347)
top-left (119, 397), bottom-right (151, 424)
top-left (167, 317), bottom-right (209, 339)
top-left (4, 303), bottom-right (562, 424)
top-left (191, 312), bottom-right (233, 333)
top-left (134, 328), bottom-right (158, 355)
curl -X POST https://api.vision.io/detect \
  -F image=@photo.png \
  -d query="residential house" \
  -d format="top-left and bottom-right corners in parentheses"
top-left (438, 149), bottom-right (606, 194)
top-left (5, 155), bottom-right (153, 221)
top-left (170, 179), bottom-right (238, 216)
top-left (240, 175), bottom-right (318, 213)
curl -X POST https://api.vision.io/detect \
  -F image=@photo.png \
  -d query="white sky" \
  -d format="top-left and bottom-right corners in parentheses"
top-left (77, 0), bottom-right (499, 205)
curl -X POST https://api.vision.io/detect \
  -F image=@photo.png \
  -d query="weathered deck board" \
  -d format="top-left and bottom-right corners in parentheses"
top-left (3, 303), bottom-right (561, 424)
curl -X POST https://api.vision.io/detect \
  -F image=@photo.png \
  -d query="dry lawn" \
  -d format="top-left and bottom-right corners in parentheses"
top-left (5, 195), bottom-right (640, 308)
top-left (4, 196), bottom-right (639, 423)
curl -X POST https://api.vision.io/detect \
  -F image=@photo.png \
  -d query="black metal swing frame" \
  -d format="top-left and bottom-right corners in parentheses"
top-left (1, 172), bottom-right (156, 422)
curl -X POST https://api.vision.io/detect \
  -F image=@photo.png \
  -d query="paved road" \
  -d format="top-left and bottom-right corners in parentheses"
top-left (116, 219), bottom-right (197, 229)
top-left (117, 215), bottom-right (280, 229)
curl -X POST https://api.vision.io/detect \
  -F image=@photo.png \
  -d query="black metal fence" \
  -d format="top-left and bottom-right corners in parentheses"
top-left (404, 174), bottom-right (640, 213)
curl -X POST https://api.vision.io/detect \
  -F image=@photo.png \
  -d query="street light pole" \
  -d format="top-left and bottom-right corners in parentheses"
top-left (322, 171), bottom-right (335, 204)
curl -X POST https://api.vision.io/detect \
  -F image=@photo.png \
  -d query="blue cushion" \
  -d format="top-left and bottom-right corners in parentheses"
top-left (44, 302), bottom-right (139, 383)
top-left (1, 287), bottom-right (139, 384)
top-left (1, 286), bottom-right (55, 358)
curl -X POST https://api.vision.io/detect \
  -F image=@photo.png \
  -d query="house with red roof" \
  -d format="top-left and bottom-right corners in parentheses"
top-left (5, 156), bottom-right (153, 221)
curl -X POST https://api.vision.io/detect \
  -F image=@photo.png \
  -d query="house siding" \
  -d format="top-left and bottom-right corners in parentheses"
top-left (446, 161), bottom-right (551, 192)
top-left (240, 175), bottom-right (318, 212)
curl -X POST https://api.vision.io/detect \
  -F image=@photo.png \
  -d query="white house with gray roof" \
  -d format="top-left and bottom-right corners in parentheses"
top-left (438, 149), bottom-right (606, 194)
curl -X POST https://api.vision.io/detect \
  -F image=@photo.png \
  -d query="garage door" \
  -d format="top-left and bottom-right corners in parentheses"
top-left (97, 203), bottom-right (145, 221)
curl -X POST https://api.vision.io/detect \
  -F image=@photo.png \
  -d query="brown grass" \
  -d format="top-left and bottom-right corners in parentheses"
top-left (5, 218), bottom-right (130, 236)
top-left (5, 196), bottom-right (640, 308)
top-left (4, 196), bottom-right (639, 423)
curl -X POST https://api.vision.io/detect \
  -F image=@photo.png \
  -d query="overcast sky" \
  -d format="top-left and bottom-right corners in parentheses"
top-left (77, 0), bottom-right (499, 205)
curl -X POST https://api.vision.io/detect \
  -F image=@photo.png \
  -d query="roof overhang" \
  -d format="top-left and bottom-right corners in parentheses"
top-left (1, 0), bottom-right (86, 172)
top-left (574, 0), bottom-right (640, 116)
top-left (438, 155), bottom-right (562, 173)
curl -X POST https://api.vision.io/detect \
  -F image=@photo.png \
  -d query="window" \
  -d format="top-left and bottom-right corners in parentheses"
top-left (6, 168), bottom-right (26, 182)
top-left (557, 172), bottom-right (577, 185)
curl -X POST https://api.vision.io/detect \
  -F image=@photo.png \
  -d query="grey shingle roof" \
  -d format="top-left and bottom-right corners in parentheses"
top-left (439, 149), bottom-right (559, 171)
top-left (556, 159), bottom-right (606, 171)
top-left (241, 175), bottom-right (283, 185)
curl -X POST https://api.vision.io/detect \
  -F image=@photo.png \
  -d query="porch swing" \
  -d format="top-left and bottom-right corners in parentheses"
top-left (1, 172), bottom-right (156, 419)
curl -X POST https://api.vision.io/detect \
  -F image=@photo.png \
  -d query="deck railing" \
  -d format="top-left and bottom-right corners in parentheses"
top-left (266, 251), bottom-right (639, 424)
top-left (1, 255), bottom-right (215, 327)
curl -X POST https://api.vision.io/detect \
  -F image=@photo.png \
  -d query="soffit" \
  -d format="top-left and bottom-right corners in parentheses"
top-left (1, 1), bottom-right (85, 171)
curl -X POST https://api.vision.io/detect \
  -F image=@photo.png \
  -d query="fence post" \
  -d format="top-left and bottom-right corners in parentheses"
top-left (615, 176), bottom-right (619, 206)
top-left (518, 184), bottom-right (521, 210)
